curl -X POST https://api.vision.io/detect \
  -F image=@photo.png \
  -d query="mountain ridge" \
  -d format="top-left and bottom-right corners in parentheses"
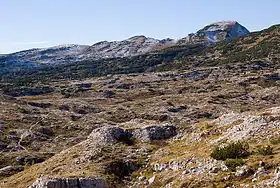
top-left (0, 21), bottom-right (249, 71)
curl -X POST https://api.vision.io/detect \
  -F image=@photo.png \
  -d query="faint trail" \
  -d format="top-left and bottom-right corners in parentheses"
top-left (17, 121), bottom-right (41, 152)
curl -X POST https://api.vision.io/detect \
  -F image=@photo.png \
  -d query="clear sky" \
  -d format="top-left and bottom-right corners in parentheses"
top-left (1, 0), bottom-right (279, 54)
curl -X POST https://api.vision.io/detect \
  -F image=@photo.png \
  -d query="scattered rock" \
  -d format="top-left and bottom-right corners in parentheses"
top-left (132, 124), bottom-right (176, 142)
top-left (0, 141), bottom-right (7, 150)
top-left (214, 111), bottom-right (280, 142)
top-left (0, 166), bottom-right (24, 177)
top-left (235, 165), bottom-right (253, 177)
top-left (211, 167), bottom-right (220, 173)
top-left (59, 105), bottom-right (70, 111)
top-left (88, 126), bottom-right (132, 145)
top-left (182, 170), bottom-right (189, 175)
top-left (0, 120), bottom-right (5, 129)
top-left (141, 114), bottom-right (169, 122)
top-left (167, 106), bottom-right (186, 113)
top-left (28, 177), bottom-right (106, 188)
top-left (148, 175), bottom-right (156, 184)
top-left (138, 176), bottom-right (146, 181)
top-left (274, 167), bottom-right (280, 180)
top-left (72, 105), bottom-right (102, 115)
top-left (6, 144), bottom-right (25, 151)
top-left (27, 102), bottom-right (52, 109)
top-left (259, 161), bottom-right (265, 167)
top-left (195, 112), bottom-right (213, 119)
top-left (15, 156), bottom-right (45, 166)
top-left (222, 175), bottom-right (231, 181)
top-left (102, 90), bottom-right (115, 98)
top-left (9, 129), bottom-right (25, 136)
top-left (253, 166), bottom-right (267, 179)
top-left (75, 83), bottom-right (93, 88)
top-left (70, 115), bottom-right (82, 121)
top-left (87, 124), bottom-right (177, 146)
top-left (7, 134), bottom-right (20, 142)
top-left (34, 126), bottom-right (54, 137)
top-left (22, 116), bottom-right (41, 120)
top-left (116, 84), bottom-right (131, 89)
top-left (22, 131), bottom-right (47, 142)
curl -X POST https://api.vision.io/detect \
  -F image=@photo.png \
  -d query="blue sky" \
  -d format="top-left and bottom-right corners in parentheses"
top-left (1, 0), bottom-right (279, 53)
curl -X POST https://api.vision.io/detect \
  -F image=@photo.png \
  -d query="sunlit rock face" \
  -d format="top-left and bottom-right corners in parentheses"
top-left (178, 21), bottom-right (250, 44)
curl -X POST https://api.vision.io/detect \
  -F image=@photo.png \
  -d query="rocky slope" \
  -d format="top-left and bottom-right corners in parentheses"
top-left (1, 56), bottom-right (280, 187)
top-left (178, 21), bottom-right (250, 44)
top-left (2, 22), bottom-right (280, 188)
top-left (0, 21), bottom-right (249, 75)
top-left (0, 45), bottom-right (87, 75)
top-left (82, 36), bottom-right (175, 60)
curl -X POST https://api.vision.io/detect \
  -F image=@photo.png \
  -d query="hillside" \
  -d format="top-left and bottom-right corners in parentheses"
top-left (1, 23), bottom-right (280, 188)
top-left (0, 21), bottom-right (249, 77)
top-left (1, 23), bottom-right (279, 97)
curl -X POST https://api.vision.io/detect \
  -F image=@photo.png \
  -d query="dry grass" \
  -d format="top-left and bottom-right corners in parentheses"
top-left (1, 63), bottom-right (280, 187)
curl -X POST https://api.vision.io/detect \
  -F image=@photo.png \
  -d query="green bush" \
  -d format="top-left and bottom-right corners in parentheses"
top-left (270, 137), bottom-right (280, 145)
top-left (210, 141), bottom-right (250, 161)
top-left (224, 158), bottom-right (244, 171)
top-left (257, 145), bottom-right (273, 156)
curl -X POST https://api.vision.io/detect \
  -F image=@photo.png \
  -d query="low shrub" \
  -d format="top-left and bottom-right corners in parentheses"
top-left (270, 137), bottom-right (280, 145)
top-left (257, 145), bottom-right (273, 156)
top-left (210, 141), bottom-right (250, 160)
top-left (224, 158), bottom-right (244, 171)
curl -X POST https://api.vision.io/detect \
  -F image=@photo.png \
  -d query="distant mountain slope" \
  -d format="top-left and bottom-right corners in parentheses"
top-left (2, 23), bottom-right (280, 97)
top-left (0, 21), bottom-right (249, 74)
top-left (7, 44), bottom-right (88, 64)
top-left (83, 36), bottom-right (175, 59)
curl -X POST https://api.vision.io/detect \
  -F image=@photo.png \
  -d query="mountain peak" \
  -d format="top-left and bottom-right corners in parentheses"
top-left (202, 21), bottom-right (248, 32)
top-left (178, 21), bottom-right (250, 44)
top-left (204, 21), bottom-right (238, 31)
top-left (211, 20), bottom-right (238, 26)
top-left (126, 35), bottom-right (151, 45)
top-left (127, 35), bottom-right (147, 41)
top-left (199, 21), bottom-right (250, 41)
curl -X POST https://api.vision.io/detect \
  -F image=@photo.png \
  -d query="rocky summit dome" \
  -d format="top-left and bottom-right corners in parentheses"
top-left (178, 21), bottom-right (250, 44)
top-left (199, 21), bottom-right (250, 42)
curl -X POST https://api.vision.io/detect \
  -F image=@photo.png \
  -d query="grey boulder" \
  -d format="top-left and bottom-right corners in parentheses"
top-left (28, 177), bottom-right (106, 188)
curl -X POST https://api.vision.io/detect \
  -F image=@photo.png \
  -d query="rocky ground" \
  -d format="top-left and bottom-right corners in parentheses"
top-left (0, 58), bottom-right (280, 187)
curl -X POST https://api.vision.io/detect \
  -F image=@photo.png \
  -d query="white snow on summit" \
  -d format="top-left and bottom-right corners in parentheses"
top-left (205, 21), bottom-right (237, 32)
